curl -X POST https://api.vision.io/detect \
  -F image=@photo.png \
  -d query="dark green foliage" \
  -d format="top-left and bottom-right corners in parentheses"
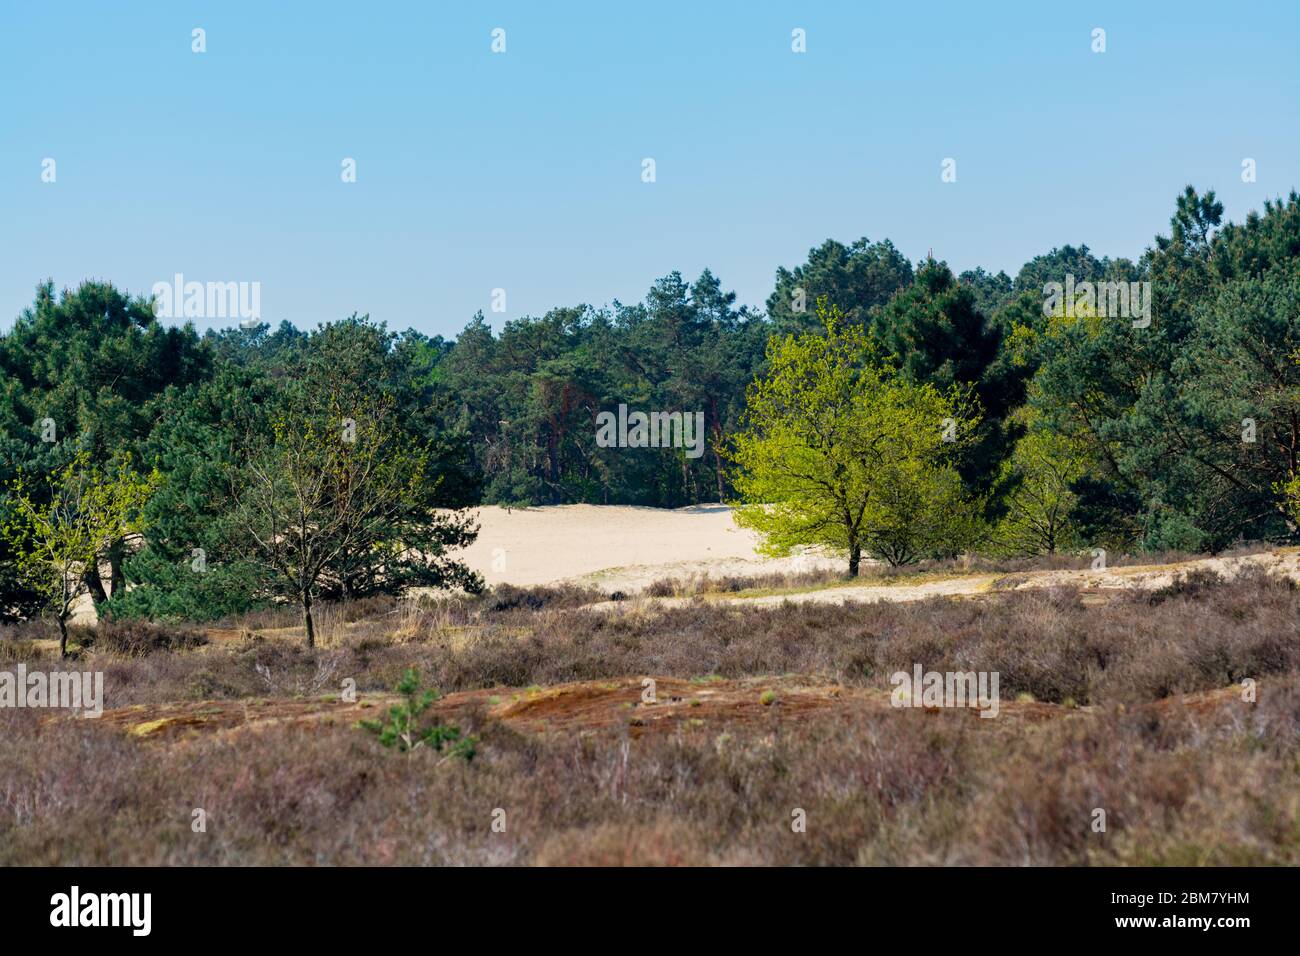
top-left (113, 315), bottom-right (483, 627)
top-left (439, 270), bottom-right (766, 506)
top-left (870, 259), bottom-right (1028, 512)
top-left (0, 281), bottom-right (211, 612)
top-left (958, 267), bottom-right (1015, 319)
top-left (358, 667), bottom-right (476, 759)
top-left (767, 237), bottom-right (913, 333)
top-left (106, 361), bottom-right (279, 622)
top-left (1013, 243), bottom-right (1121, 297)
top-left (1027, 188), bottom-right (1300, 551)
top-left (0, 281), bottom-right (211, 466)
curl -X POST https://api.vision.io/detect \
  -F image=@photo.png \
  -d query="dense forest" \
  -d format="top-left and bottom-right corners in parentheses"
top-left (2, 186), bottom-right (1299, 626)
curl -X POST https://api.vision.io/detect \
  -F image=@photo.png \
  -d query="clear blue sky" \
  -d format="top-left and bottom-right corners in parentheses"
top-left (2, 0), bottom-right (1296, 337)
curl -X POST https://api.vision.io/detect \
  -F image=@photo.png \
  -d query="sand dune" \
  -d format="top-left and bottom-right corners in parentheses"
top-left (459, 503), bottom-right (842, 591)
top-left (67, 504), bottom-right (836, 624)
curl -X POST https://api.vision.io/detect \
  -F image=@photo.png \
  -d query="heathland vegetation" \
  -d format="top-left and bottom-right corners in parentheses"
top-left (2, 566), bottom-right (1297, 864)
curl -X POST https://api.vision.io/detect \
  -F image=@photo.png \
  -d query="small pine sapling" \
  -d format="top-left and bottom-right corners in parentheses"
top-left (358, 667), bottom-right (476, 761)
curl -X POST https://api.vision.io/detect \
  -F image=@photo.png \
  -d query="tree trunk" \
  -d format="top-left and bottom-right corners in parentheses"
top-left (107, 538), bottom-right (126, 596)
top-left (848, 542), bottom-right (862, 577)
top-left (82, 564), bottom-right (108, 604)
top-left (57, 616), bottom-right (69, 659)
top-left (302, 596), bottom-right (316, 649)
top-left (710, 405), bottom-right (725, 503)
top-left (713, 444), bottom-right (725, 503)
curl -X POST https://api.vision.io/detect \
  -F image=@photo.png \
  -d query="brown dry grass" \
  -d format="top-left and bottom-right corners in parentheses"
top-left (1, 565), bottom-right (1297, 865)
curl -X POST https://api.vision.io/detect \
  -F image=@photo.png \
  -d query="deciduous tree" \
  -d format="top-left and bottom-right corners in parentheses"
top-left (727, 300), bottom-right (981, 573)
top-left (3, 453), bottom-right (156, 655)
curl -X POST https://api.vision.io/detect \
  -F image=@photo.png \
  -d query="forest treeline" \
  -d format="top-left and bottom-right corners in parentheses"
top-left (2, 186), bottom-right (1299, 626)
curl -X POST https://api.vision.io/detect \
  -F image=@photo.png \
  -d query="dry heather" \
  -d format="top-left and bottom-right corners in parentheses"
top-left (1, 566), bottom-right (1297, 865)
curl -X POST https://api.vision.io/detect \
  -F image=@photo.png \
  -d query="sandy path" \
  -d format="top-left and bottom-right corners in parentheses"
top-left (589, 548), bottom-right (1300, 612)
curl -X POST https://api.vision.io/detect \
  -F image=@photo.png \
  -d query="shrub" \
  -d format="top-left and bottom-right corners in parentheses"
top-left (93, 619), bottom-right (208, 656)
top-left (479, 583), bottom-right (608, 613)
top-left (358, 667), bottom-right (475, 760)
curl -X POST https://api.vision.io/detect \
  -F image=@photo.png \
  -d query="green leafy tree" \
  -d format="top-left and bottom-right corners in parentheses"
top-left (3, 453), bottom-right (156, 655)
top-left (230, 389), bottom-right (478, 648)
top-left (993, 417), bottom-right (1092, 555)
top-left (727, 300), bottom-right (981, 573)
top-left (114, 316), bottom-right (482, 621)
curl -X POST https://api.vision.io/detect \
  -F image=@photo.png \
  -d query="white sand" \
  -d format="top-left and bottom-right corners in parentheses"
top-left (67, 504), bottom-right (838, 624)
top-left (66, 505), bottom-right (1300, 624)
top-left (459, 503), bottom-right (842, 591)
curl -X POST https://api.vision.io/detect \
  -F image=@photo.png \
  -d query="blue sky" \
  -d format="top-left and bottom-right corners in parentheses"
top-left (2, 1), bottom-right (1296, 337)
